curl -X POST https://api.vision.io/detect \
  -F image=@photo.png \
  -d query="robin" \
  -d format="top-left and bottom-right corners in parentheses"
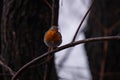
top-left (43, 26), bottom-right (62, 80)
top-left (44, 26), bottom-right (62, 51)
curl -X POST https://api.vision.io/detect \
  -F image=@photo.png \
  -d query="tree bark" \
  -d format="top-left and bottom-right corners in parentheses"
top-left (1, 0), bottom-right (58, 80)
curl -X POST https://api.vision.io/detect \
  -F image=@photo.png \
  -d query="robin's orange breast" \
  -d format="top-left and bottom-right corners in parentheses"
top-left (44, 28), bottom-right (62, 48)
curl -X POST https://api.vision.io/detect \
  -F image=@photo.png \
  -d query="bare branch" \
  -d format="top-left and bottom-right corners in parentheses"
top-left (12, 36), bottom-right (120, 80)
top-left (44, 0), bottom-right (52, 9)
top-left (110, 20), bottom-right (120, 30)
top-left (51, 0), bottom-right (59, 26)
top-left (72, 0), bottom-right (95, 42)
top-left (0, 59), bottom-right (15, 76)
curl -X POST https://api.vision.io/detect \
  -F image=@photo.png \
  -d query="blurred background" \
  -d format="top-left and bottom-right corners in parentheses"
top-left (0, 0), bottom-right (120, 80)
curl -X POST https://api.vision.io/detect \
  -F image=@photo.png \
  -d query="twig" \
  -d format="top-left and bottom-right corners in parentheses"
top-left (110, 20), bottom-right (120, 30)
top-left (44, 0), bottom-right (52, 9)
top-left (12, 36), bottom-right (120, 80)
top-left (43, 63), bottom-right (48, 80)
top-left (100, 59), bottom-right (106, 80)
top-left (44, 48), bottom-right (51, 80)
top-left (0, 60), bottom-right (15, 76)
top-left (72, 0), bottom-right (95, 42)
top-left (51, 0), bottom-right (59, 26)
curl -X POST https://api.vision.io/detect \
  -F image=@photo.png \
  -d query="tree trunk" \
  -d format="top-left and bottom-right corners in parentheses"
top-left (1, 0), bottom-right (58, 80)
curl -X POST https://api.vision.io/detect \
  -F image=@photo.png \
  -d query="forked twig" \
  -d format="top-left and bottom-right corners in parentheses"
top-left (72, 0), bottom-right (95, 42)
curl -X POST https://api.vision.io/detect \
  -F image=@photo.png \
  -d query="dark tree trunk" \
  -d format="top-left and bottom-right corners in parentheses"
top-left (84, 0), bottom-right (120, 80)
top-left (1, 0), bottom-right (58, 80)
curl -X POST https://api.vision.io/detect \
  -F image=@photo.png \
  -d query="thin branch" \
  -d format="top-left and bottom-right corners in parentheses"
top-left (110, 20), bottom-right (120, 31)
top-left (72, 0), bottom-right (95, 42)
top-left (44, 0), bottom-right (52, 9)
top-left (0, 60), bottom-right (15, 76)
top-left (12, 36), bottom-right (120, 80)
top-left (43, 64), bottom-right (48, 80)
top-left (100, 54), bottom-right (107, 80)
top-left (51, 0), bottom-right (59, 26)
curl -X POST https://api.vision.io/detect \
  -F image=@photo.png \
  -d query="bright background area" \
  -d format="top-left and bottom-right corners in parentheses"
top-left (55, 0), bottom-right (92, 80)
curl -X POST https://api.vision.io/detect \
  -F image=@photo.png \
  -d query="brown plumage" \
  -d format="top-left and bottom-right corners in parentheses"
top-left (44, 26), bottom-right (62, 50)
